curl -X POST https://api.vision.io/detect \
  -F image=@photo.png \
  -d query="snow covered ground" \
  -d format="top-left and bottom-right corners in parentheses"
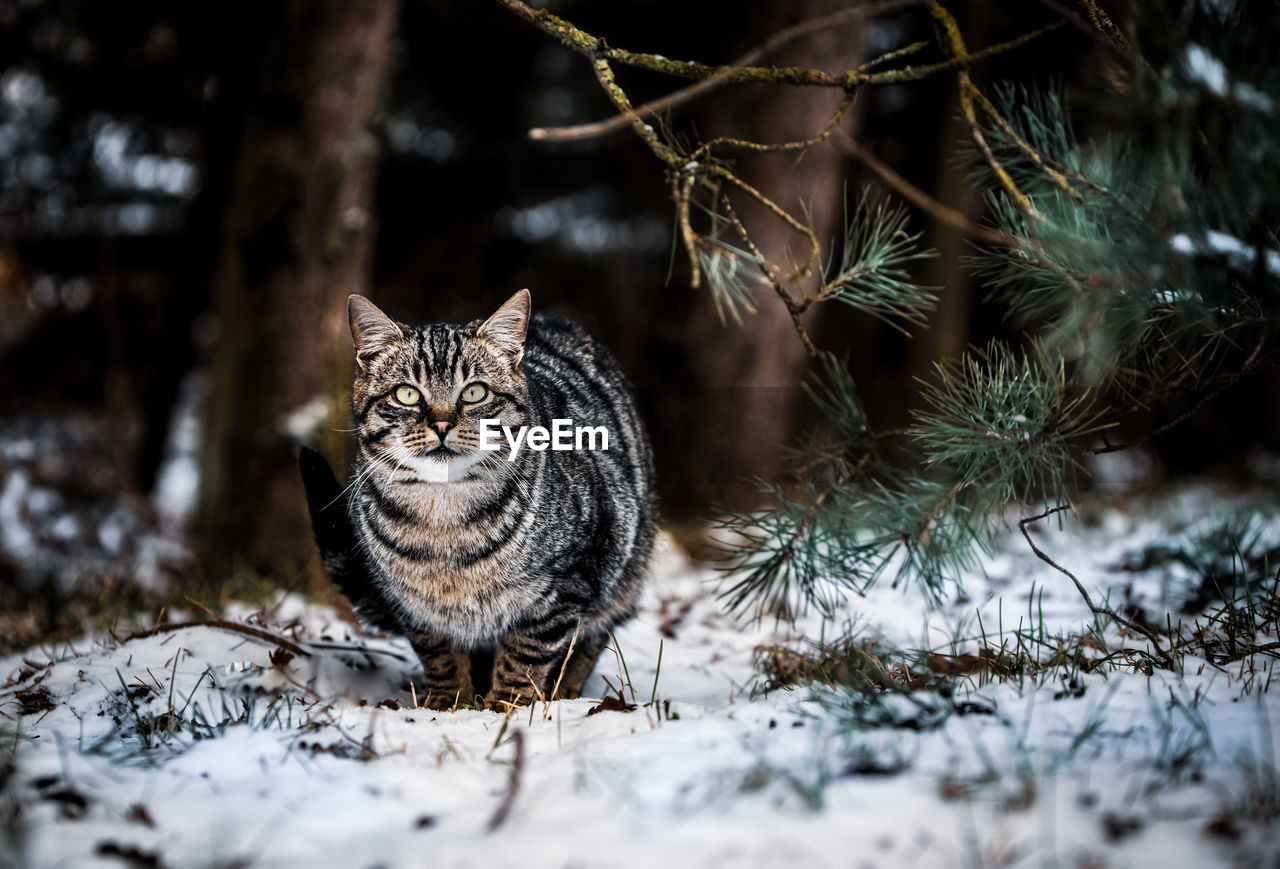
top-left (3, 486), bottom-right (1279, 868)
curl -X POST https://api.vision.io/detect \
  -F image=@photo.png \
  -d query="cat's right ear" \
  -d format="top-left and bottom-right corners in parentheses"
top-left (348, 295), bottom-right (404, 372)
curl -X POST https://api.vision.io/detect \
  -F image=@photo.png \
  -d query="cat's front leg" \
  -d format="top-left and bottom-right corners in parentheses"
top-left (486, 618), bottom-right (586, 709)
top-left (406, 629), bottom-right (476, 709)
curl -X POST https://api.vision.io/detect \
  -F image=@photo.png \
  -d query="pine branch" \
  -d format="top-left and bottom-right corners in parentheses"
top-left (499, 0), bottom-right (1068, 359)
top-left (504, 0), bottom-right (1280, 631)
top-left (811, 193), bottom-right (938, 335)
top-left (912, 340), bottom-right (1113, 505)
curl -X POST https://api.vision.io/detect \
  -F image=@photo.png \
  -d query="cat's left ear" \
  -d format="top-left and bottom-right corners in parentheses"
top-left (478, 289), bottom-right (530, 365)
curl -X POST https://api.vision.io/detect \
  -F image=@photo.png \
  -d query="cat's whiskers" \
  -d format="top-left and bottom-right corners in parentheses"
top-left (320, 460), bottom-right (373, 513)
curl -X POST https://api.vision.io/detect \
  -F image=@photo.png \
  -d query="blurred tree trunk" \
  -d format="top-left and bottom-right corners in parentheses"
top-left (675, 1), bottom-right (865, 512)
top-left (912, 7), bottom-right (990, 377)
top-left (197, 0), bottom-right (398, 586)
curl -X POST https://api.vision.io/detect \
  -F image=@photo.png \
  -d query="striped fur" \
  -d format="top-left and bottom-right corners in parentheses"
top-left (315, 290), bottom-right (655, 709)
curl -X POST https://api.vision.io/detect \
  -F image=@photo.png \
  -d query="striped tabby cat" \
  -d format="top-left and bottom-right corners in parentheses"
top-left (300, 290), bottom-right (656, 709)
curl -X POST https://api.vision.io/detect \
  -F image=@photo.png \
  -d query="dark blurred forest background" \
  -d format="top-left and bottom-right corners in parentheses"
top-left (2, 0), bottom-right (1277, 646)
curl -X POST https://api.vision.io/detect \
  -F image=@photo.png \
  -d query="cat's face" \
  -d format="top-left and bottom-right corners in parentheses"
top-left (348, 291), bottom-right (531, 483)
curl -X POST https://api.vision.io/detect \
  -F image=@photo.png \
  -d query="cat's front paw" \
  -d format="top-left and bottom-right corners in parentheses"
top-left (406, 683), bottom-right (481, 711)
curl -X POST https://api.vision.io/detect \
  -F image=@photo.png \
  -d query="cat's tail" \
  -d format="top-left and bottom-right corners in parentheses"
top-left (298, 447), bottom-right (395, 630)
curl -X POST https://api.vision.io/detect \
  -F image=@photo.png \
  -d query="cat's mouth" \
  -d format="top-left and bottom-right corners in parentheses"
top-left (392, 444), bottom-right (488, 485)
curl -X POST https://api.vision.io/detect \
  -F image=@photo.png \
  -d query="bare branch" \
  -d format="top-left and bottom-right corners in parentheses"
top-left (720, 197), bottom-right (819, 357)
top-left (1034, 0), bottom-right (1130, 56)
top-left (1083, 345), bottom-right (1279, 456)
top-left (139, 619), bottom-right (312, 658)
top-left (1020, 506), bottom-right (1171, 667)
top-left (833, 130), bottom-right (1019, 248)
top-left (505, 0), bottom-right (1062, 143)
top-left (928, 2), bottom-right (1040, 222)
top-left (1076, 0), bottom-right (1130, 51)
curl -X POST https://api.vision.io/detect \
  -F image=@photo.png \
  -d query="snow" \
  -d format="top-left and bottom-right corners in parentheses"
top-left (0, 467), bottom-right (36, 560)
top-left (278, 395), bottom-right (331, 443)
top-left (1170, 230), bottom-right (1280, 281)
top-left (153, 372), bottom-right (204, 527)
top-left (1183, 44), bottom-right (1229, 95)
top-left (4, 493), bottom-right (1280, 867)
top-left (1178, 43), bottom-right (1276, 114)
top-left (0, 413), bottom-right (190, 594)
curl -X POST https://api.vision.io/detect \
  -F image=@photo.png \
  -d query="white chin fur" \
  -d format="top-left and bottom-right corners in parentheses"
top-left (403, 450), bottom-right (486, 483)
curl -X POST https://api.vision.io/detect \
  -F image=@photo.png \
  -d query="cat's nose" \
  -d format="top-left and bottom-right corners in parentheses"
top-left (430, 418), bottom-right (455, 436)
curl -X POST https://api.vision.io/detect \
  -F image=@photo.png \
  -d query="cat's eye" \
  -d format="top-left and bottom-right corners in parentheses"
top-left (393, 385), bottom-right (421, 406)
top-left (460, 383), bottom-right (489, 404)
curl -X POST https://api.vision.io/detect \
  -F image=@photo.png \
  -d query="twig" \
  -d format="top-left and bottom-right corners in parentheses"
top-left (777, 451), bottom-right (873, 564)
top-left (305, 640), bottom-right (414, 662)
top-left (674, 89), bottom-right (859, 339)
top-left (589, 56), bottom-right (679, 164)
top-left (833, 129), bottom-right (1018, 248)
top-left (1019, 506), bottom-right (1171, 667)
top-left (1034, 0), bottom-right (1130, 56)
top-left (674, 170), bottom-right (703, 286)
top-left (706, 165), bottom-right (822, 284)
top-left (331, 720), bottom-right (379, 761)
top-left (510, 0), bottom-right (925, 142)
top-left (487, 729), bottom-right (524, 832)
top-left (929, 2), bottom-right (1040, 222)
top-left (1075, 0), bottom-right (1130, 51)
top-left (517, 2), bottom-right (1061, 142)
top-left (1209, 641), bottom-right (1280, 665)
top-left (1084, 345), bottom-right (1277, 456)
top-left (139, 620), bottom-right (311, 658)
top-left (689, 90), bottom-right (858, 163)
top-left (911, 478), bottom-right (966, 543)
top-left (719, 196), bottom-right (818, 356)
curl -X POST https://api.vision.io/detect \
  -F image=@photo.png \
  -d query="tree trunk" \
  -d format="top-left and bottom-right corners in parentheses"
top-left (676, 1), bottom-right (865, 511)
top-left (197, 0), bottom-right (398, 586)
top-left (912, 8), bottom-right (990, 379)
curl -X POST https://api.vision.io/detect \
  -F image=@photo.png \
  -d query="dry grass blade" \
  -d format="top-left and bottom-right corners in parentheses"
top-left (545, 623), bottom-right (582, 719)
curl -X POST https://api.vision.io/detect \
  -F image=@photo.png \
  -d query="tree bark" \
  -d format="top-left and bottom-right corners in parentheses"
top-left (197, 0), bottom-right (398, 586)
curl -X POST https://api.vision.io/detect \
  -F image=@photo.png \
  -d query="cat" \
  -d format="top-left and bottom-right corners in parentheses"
top-left (299, 290), bottom-right (656, 709)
